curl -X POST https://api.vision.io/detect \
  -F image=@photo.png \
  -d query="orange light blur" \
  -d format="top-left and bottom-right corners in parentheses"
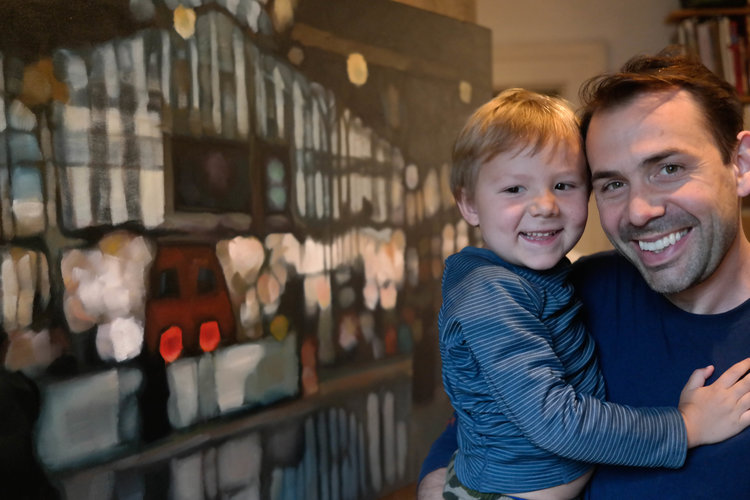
top-left (159, 326), bottom-right (183, 363)
top-left (200, 321), bottom-right (221, 352)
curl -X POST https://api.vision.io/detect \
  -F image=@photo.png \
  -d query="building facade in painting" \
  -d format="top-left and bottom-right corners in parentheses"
top-left (0, 0), bottom-right (491, 498)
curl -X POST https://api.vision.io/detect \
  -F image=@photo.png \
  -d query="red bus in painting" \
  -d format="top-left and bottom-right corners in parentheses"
top-left (144, 244), bottom-right (236, 362)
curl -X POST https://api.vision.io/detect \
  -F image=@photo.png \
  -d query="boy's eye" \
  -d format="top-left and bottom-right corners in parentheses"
top-left (554, 182), bottom-right (572, 191)
top-left (602, 180), bottom-right (624, 192)
top-left (504, 186), bottom-right (522, 194)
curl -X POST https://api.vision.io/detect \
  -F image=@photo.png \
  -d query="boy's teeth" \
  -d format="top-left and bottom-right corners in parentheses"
top-left (638, 230), bottom-right (688, 252)
top-left (526, 231), bottom-right (554, 237)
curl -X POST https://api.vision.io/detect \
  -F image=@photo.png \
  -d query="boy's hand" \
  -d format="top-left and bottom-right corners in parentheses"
top-left (679, 358), bottom-right (750, 448)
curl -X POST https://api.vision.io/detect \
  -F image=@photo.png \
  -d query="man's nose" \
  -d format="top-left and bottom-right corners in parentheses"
top-left (530, 190), bottom-right (559, 217)
top-left (627, 191), bottom-right (665, 226)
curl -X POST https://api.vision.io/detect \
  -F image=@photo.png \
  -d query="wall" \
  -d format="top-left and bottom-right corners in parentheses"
top-left (391, 0), bottom-right (476, 23)
top-left (477, 0), bottom-right (681, 80)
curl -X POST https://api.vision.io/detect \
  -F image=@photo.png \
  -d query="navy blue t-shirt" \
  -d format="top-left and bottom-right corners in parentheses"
top-left (574, 252), bottom-right (750, 498)
top-left (421, 251), bottom-right (750, 499)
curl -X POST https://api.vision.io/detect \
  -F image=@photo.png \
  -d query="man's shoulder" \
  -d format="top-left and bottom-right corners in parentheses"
top-left (571, 250), bottom-right (633, 278)
top-left (569, 250), bottom-right (645, 295)
top-left (572, 250), bottom-right (625, 269)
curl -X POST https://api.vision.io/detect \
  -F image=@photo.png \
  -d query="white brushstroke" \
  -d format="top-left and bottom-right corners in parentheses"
top-left (190, 37), bottom-right (200, 111)
top-left (1, 251), bottom-right (19, 331)
top-left (167, 357), bottom-right (199, 428)
top-left (210, 13), bottom-right (221, 134)
top-left (69, 166), bottom-right (93, 228)
top-left (161, 31), bottom-right (171, 106)
top-left (314, 171), bottom-right (324, 219)
top-left (293, 80), bottom-right (304, 148)
top-left (214, 343), bottom-right (265, 411)
top-left (8, 100), bottom-right (37, 131)
top-left (234, 29), bottom-right (248, 138)
top-left (14, 252), bottom-right (34, 329)
top-left (296, 166), bottom-right (306, 217)
top-left (273, 66), bottom-right (285, 139)
top-left (12, 199), bottom-right (45, 236)
top-left (216, 431), bottom-right (261, 491)
top-left (170, 452), bottom-right (204, 500)
top-left (96, 316), bottom-right (144, 362)
top-left (140, 168), bottom-right (164, 227)
top-left (109, 167), bottom-right (128, 225)
top-left (245, 0), bottom-right (262, 33)
top-left (254, 51), bottom-right (267, 137)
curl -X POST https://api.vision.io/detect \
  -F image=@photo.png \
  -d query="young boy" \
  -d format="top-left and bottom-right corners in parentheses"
top-left (440, 88), bottom-right (750, 500)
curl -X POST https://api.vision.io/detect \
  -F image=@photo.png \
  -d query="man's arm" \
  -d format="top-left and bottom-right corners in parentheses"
top-left (416, 414), bottom-right (457, 499)
top-left (417, 468), bottom-right (448, 500)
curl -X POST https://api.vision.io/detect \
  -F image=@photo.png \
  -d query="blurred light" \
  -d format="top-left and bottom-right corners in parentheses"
top-left (160, 325), bottom-right (183, 363)
top-left (200, 321), bottom-right (221, 352)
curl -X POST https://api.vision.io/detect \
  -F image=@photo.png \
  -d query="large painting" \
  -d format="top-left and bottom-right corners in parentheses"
top-left (0, 0), bottom-right (491, 498)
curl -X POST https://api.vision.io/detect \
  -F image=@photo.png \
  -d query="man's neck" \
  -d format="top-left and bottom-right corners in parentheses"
top-left (666, 235), bottom-right (750, 315)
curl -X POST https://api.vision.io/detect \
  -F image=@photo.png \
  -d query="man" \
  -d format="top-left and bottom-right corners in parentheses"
top-left (419, 49), bottom-right (750, 498)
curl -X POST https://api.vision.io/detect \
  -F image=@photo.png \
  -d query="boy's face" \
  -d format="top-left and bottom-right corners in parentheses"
top-left (457, 142), bottom-right (589, 270)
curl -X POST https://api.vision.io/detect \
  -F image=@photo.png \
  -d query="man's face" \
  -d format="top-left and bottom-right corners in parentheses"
top-left (585, 89), bottom-right (740, 295)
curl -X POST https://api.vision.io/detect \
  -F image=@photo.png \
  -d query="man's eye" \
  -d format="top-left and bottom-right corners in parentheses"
top-left (661, 164), bottom-right (681, 175)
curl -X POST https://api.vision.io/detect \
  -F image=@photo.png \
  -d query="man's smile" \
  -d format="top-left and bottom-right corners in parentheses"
top-left (637, 229), bottom-right (690, 253)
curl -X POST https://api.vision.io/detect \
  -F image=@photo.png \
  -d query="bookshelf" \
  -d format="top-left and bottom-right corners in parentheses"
top-left (666, 7), bottom-right (750, 23)
top-left (667, 7), bottom-right (750, 102)
top-left (667, 6), bottom-right (750, 211)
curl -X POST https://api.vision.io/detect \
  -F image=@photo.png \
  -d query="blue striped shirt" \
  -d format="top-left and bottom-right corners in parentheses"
top-left (439, 247), bottom-right (686, 493)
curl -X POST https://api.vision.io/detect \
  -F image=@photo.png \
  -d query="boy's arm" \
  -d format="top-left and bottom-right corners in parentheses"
top-left (448, 277), bottom-right (687, 468)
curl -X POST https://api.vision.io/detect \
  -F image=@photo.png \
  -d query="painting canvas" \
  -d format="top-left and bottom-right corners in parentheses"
top-left (0, 0), bottom-right (491, 498)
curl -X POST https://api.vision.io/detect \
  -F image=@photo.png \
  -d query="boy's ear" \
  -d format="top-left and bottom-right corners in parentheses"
top-left (456, 189), bottom-right (480, 226)
top-left (736, 131), bottom-right (750, 198)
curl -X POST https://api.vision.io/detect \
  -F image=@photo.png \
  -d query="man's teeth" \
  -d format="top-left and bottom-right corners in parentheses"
top-left (638, 230), bottom-right (688, 252)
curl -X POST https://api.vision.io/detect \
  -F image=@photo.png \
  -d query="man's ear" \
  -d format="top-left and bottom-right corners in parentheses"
top-left (456, 189), bottom-right (480, 227)
top-left (735, 131), bottom-right (750, 197)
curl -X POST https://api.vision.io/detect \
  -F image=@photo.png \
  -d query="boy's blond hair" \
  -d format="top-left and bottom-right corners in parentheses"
top-left (451, 88), bottom-right (582, 203)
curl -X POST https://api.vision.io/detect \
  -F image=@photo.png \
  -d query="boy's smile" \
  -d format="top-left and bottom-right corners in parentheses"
top-left (457, 141), bottom-right (589, 270)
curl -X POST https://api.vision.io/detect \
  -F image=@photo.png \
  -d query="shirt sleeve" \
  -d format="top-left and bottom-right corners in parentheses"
top-left (417, 414), bottom-right (458, 484)
top-left (442, 273), bottom-right (687, 468)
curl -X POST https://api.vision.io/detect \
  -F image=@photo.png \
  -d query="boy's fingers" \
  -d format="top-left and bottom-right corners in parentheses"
top-left (716, 358), bottom-right (750, 387)
top-left (739, 391), bottom-right (750, 410)
top-left (684, 366), bottom-right (712, 391)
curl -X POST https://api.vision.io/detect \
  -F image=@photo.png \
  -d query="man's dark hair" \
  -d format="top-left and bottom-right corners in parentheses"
top-left (579, 46), bottom-right (743, 164)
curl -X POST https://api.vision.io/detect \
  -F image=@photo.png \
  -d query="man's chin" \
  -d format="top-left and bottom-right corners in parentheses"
top-left (638, 265), bottom-right (696, 295)
top-left (623, 252), bottom-right (692, 294)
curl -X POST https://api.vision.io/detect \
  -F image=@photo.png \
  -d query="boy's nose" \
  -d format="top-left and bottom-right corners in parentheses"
top-left (530, 191), bottom-right (559, 217)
